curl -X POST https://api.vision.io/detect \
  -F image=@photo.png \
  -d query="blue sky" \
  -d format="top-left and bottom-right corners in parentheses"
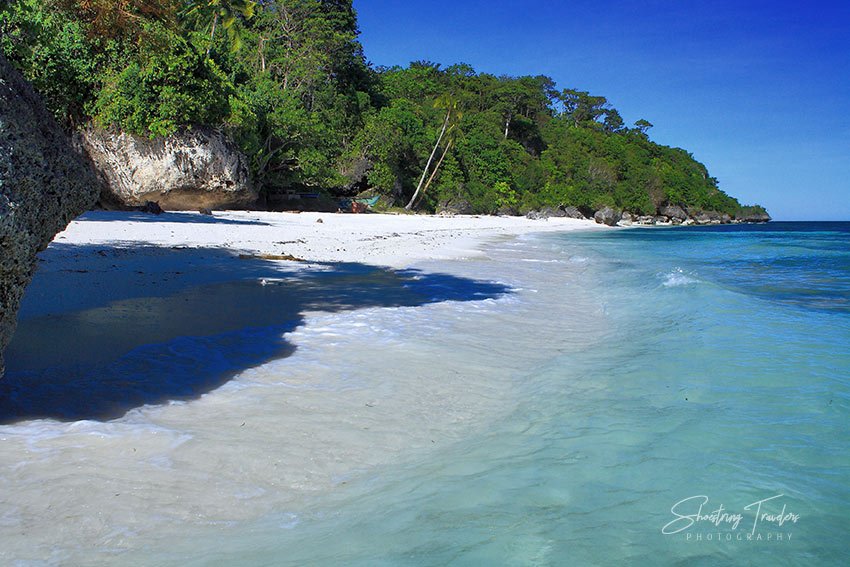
top-left (354, 0), bottom-right (850, 220)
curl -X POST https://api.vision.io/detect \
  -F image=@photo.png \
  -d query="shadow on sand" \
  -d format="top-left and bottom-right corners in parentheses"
top-left (75, 210), bottom-right (272, 226)
top-left (0, 244), bottom-right (511, 423)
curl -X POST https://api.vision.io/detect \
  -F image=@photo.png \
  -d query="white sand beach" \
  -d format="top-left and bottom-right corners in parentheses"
top-left (1, 210), bottom-right (605, 564)
top-left (17, 209), bottom-right (601, 318)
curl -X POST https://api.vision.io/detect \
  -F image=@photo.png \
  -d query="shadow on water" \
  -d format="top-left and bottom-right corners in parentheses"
top-left (0, 245), bottom-right (511, 423)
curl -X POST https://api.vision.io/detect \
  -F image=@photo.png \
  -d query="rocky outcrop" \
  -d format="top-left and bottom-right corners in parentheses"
top-left (660, 204), bottom-right (687, 220)
top-left (495, 206), bottom-right (520, 216)
top-left (339, 156), bottom-right (373, 197)
top-left (0, 55), bottom-right (100, 377)
top-left (437, 199), bottom-right (475, 215)
top-left (738, 210), bottom-right (772, 223)
top-left (80, 125), bottom-right (256, 210)
top-left (527, 206), bottom-right (568, 220)
top-left (563, 206), bottom-right (586, 219)
top-left (613, 204), bottom-right (771, 227)
top-left (593, 206), bottom-right (621, 226)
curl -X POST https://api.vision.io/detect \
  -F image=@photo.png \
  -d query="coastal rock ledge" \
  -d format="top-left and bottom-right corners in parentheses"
top-left (0, 55), bottom-right (100, 377)
top-left (80, 125), bottom-right (257, 210)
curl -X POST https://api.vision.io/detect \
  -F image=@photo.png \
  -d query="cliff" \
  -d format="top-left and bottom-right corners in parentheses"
top-left (0, 55), bottom-right (100, 377)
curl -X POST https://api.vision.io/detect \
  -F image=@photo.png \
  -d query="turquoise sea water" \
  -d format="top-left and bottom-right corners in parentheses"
top-left (2, 222), bottom-right (848, 565)
top-left (138, 221), bottom-right (848, 566)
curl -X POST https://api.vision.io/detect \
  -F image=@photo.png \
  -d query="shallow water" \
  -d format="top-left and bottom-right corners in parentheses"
top-left (1, 223), bottom-right (848, 565)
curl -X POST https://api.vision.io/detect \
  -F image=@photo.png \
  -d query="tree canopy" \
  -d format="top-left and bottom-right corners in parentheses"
top-left (0, 0), bottom-right (767, 218)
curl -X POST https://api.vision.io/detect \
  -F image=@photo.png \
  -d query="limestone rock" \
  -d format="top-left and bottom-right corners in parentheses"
top-left (0, 55), bottom-right (100, 376)
top-left (495, 206), bottom-right (520, 216)
top-left (527, 206), bottom-right (567, 220)
top-left (80, 125), bottom-right (256, 210)
top-left (437, 199), bottom-right (475, 215)
top-left (563, 206), bottom-right (586, 219)
top-left (739, 210), bottom-right (772, 223)
top-left (660, 204), bottom-right (688, 220)
top-left (593, 207), bottom-right (620, 226)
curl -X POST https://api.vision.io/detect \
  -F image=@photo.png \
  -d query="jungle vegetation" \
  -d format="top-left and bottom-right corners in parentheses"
top-left (0, 0), bottom-right (767, 217)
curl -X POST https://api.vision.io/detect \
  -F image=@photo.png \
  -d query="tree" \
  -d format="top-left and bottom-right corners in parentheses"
top-left (603, 109), bottom-right (624, 133)
top-left (633, 119), bottom-right (653, 136)
top-left (46, 0), bottom-right (177, 40)
top-left (559, 88), bottom-right (608, 128)
top-left (405, 93), bottom-right (461, 210)
top-left (183, 0), bottom-right (256, 57)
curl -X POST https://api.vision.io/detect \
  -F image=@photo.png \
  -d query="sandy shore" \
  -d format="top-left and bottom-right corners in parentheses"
top-left (2, 210), bottom-right (606, 563)
top-left (18, 209), bottom-right (602, 319)
top-left (9, 208), bottom-right (604, 378)
top-left (52, 209), bottom-right (600, 265)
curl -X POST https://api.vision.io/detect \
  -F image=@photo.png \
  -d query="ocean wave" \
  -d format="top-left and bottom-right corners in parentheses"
top-left (660, 268), bottom-right (699, 287)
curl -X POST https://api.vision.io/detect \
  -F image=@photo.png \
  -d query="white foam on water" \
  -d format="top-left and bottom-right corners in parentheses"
top-left (660, 267), bottom-right (700, 287)
top-left (0, 233), bottom-right (607, 565)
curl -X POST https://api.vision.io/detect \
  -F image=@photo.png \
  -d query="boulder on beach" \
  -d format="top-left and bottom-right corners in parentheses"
top-left (527, 206), bottom-right (567, 220)
top-left (437, 199), bottom-right (475, 215)
top-left (563, 206), bottom-right (586, 219)
top-left (593, 206), bottom-right (620, 226)
top-left (0, 55), bottom-right (100, 377)
top-left (80, 125), bottom-right (257, 211)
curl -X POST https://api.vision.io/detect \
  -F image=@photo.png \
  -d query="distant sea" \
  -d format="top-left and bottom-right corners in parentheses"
top-left (1, 221), bottom-right (848, 565)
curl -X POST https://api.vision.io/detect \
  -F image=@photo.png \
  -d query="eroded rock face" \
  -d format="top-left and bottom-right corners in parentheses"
top-left (80, 126), bottom-right (257, 210)
top-left (660, 204), bottom-right (688, 220)
top-left (739, 211), bottom-right (772, 223)
top-left (0, 55), bottom-right (100, 377)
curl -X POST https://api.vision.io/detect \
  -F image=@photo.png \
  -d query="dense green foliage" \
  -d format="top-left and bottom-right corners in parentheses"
top-left (0, 0), bottom-right (766, 217)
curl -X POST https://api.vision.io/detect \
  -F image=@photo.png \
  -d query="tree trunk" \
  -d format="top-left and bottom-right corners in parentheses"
top-left (405, 109), bottom-right (450, 210)
top-left (504, 115), bottom-right (511, 138)
top-left (206, 13), bottom-right (219, 58)
top-left (413, 139), bottom-right (453, 210)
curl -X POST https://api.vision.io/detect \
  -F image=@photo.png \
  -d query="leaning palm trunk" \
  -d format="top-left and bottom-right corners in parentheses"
top-left (205, 13), bottom-right (219, 57)
top-left (405, 109), bottom-right (450, 210)
top-left (413, 138), bottom-right (453, 210)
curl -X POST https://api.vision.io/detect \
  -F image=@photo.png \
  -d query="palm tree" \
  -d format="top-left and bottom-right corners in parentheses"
top-left (405, 94), bottom-right (462, 210)
top-left (183, 0), bottom-right (257, 57)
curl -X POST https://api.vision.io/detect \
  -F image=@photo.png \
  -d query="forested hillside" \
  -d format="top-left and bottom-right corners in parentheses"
top-left (0, 0), bottom-right (768, 219)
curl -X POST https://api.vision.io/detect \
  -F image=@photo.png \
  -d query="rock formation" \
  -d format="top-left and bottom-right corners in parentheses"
top-left (0, 55), bottom-right (100, 377)
top-left (437, 199), bottom-right (475, 215)
top-left (527, 206), bottom-right (568, 220)
top-left (79, 125), bottom-right (257, 210)
top-left (563, 206), bottom-right (586, 219)
top-left (739, 210), bottom-right (772, 223)
top-left (593, 206), bottom-right (621, 226)
top-left (660, 204), bottom-right (688, 221)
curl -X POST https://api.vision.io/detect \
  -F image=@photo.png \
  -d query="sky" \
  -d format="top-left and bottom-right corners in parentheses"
top-left (354, 0), bottom-right (850, 221)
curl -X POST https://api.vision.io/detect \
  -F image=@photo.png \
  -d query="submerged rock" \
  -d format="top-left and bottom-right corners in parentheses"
top-left (80, 125), bottom-right (257, 210)
top-left (0, 55), bottom-right (100, 376)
